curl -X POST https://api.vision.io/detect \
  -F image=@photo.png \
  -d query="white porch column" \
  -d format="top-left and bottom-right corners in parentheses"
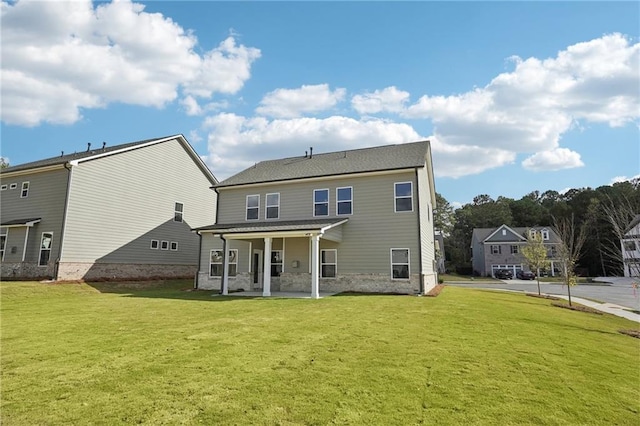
top-left (263, 237), bottom-right (272, 297)
top-left (22, 227), bottom-right (30, 262)
top-left (221, 238), bottom-right (229, 295)
top-left (310, 234), bottom-right (320, 299)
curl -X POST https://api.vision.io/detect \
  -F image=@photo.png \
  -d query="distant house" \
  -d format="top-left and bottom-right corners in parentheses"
top-left (193, 141), bottom-right (438, 297)
top-left (621, 214), bottom-right (640, 278)
top-left (0, 135), bottom-right (217, 281)
top-left (471, 225), bottom-right (561, 277)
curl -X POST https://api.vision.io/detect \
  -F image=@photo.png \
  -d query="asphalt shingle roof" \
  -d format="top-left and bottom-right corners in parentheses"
top-left (193, 218), bottom-right (347, 234)
top-left (216, 140), bottom-right (430, 187)
top-left (1, 136), bottom-right (172, 174)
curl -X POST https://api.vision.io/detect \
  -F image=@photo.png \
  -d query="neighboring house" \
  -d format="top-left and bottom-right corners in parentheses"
top-left (0, 135), bottom-right (217, 281)
top-left (434, 230), bottom-right (446, 273)
top-left (193, 141), bottom-right (438, 298)
top-left (621, 214), bottom-right (640, 278)
top-left (471, 224), bottom-right (561, 277)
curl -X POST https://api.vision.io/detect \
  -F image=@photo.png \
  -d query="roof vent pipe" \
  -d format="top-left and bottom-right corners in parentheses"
top-left (310, 147), bottom-right (313, 158)
top-left (305, 150), bottom-right (308, 158)
top-left (102, 142), bottom-right (106, 150)
top-left (61, 151), bottom-right (64, 157)
top-left (87, 143), bottom-right (91, 151)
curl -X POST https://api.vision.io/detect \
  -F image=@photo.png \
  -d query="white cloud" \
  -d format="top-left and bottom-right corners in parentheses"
top-left (180, 96), bottom-right (202, 116)
top-left (256, 84), bottom-right (346, 118)
top-left (610, 174), bottom-right (640, 184)
top-left (522, 148), bottom-right (585, 171)
top-left (201, 113), bottom-right (421, 179)
top-left (351, 86), bottom-right (410, 114)
top-left (430, 135), bottom-right (517, 178)
top-left (1, 0), bottom-right (260, 126)
top-left (400, 33), bottom-right (638, 176)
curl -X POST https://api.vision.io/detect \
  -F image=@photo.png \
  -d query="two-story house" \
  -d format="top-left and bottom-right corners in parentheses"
top-left (621, 214), bottom-right (640, 278)
top-left (471, 224), bottom-right (561, 277)
top-left (0, 135), bottom-right (217, 281)
top-left (193, 141), bottom-right (437, 297)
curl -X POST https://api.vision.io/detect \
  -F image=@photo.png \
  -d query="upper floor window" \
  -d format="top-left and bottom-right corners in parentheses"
top-left (314, 189), bottom-right (329, 217)
top-left (174, 202), bottom-right (184, 222)
top-left (246, 195), bottom-right (260, 220)
top-left (624, 241), bottom-right (636, 251)
top-left (394, 182), bottom-right (413, 212)
top-left (266, 193), bottom-right (280, 220)
top-left (529, 229), bottom-right (538, 239)
top-left (541, 229), bottom-right (549, 240)
top-left (321, 249), bottom-right (337, 278)
top-left (21, 182), bottom-right (29, 198)
top-left (336, 187), bottom-right (353, 215)
top-left (38, 232), bottom-right (53, 266)
top-left (0, 184), bottom-right (7, 191)
top-left (510, 245), bottom-right (519, 254)
top-left (491, 245), bottom-right (501, 254)
top-left (391, 248), bottom-right (410, 279)
top-left (9, 183), bottom-right (17, 190)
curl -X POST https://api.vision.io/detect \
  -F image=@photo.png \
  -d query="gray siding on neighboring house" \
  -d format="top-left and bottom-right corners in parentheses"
top-left (216, 170), bottom-right (421, 278)
top-left (61, 138), bottom-right (216, 265)
top-left (417, 165), bottom-right (436, 279)
top-left (0, 168), bottom-right (69, 274)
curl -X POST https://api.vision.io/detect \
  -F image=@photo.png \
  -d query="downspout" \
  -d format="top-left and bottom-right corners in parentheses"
top-left (414, 168), bottom-right (424, 295)
top-left (194, 231), bottom-right (202, 289)
top-left (55, 162), bottom-right (74, 280)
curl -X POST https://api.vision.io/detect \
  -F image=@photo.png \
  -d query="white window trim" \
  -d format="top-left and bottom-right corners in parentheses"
top-left (390, 248), bottom-right (410, 280)
top-left (150, 240), bottom-right (159, 249)
top-left (265, 193), bottom-right (280, 220)
top-left (336, 186), bottom-right (353, 216)
top-left (491, 245), bottom-right (501, 254)
top-left (210, 249), bottom-right (238, 278)
top-left (174, 202), bottom-right (184, 223)
top-left (313, 189), bottom-right (330, 217)
top-left (38, 232), bottom-right (53, 267)
top-left (161, 240), bottom-right (169, 250)
top-left (0, 231), bottom-right (7, 261)
top-left (0, 184), bottom-right (7, 191)
top-left (246, 195), bottom-right (260, 221)
top-left (170, 241), bottom-right (178, 251)
top-left (394, 182), bottom-right (413, 213)
top-left (541, 229), bottom-right (550, 240)
top-left (320, 249), bottom-right (337, 278)
top-left (271, 249), bottom-right (283, 276)
top-left (21, 181), bottom-right (29, 198)
top-left (9, 183), bottom-right (17, 190)
top-left (510, 245), bottom-right (519, 254)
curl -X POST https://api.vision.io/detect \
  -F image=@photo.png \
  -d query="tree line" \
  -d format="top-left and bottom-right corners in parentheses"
top-left (435, 178), bottom-right (640, 277)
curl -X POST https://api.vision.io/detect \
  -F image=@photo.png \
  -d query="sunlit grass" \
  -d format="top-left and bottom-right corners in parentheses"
top-left (1, 281), bottom-right (638, 425)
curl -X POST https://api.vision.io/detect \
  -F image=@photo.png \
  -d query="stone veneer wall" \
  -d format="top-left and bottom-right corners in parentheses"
top-left (56, 262), bottom-right (196, 281)
top-left (197, 272), bottom-right (253, 291)
top-left (280, 272), bottom-right (422, 294)
top-left (1, 262), bottom-right (55, 280)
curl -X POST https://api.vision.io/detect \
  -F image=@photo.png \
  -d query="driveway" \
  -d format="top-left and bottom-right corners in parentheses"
top-left (446, 278), bottom-right (640, 311)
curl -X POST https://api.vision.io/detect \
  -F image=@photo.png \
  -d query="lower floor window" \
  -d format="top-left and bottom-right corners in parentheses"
top-left (210, 249), bottom-right (238, 277)
top-left (0, 233), bottom-right (6, 260)
top-left (391, 248), bottom-right (409, 279)
top-left (271, 250), bottom-right (283, 277)
top-left (321, 249), bottom-right (337, 278)
top-left (39, 232), bottom-right (53, 267)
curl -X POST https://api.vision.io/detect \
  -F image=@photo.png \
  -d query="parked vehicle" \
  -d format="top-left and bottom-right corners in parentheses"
top-left (516, 270), bottom-right (536, 280)
top-left (494, 269), bottom-right (513, 279)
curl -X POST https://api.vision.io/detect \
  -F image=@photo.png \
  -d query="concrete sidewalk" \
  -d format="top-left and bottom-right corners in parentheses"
top-left (551, 295), bottom-right (640, 323)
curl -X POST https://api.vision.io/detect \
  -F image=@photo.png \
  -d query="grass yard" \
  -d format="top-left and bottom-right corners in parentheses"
top-left (1, 281), bottom-right (639, 425)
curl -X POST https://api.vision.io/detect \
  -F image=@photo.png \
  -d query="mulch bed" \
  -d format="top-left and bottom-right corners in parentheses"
top-left (526, 293), bottom-right (561, 301)
top-left (425, 284), bottom-right (445, 297)
top-left (618, 329), bottom-right (640, 339)
top-left (551, 302), bottom-right (603, 315)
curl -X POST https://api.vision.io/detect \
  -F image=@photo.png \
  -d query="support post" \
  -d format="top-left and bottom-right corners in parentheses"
top-left (222, 238), bottom-right (229, 295)
top-left (310, 234), bottom-right (320, 299)
top-left (22, 227), bottom-right (30, 262)
top-left (263, 237), bottom-right (272, 296)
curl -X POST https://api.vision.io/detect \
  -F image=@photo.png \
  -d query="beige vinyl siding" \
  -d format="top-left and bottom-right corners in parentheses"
top-left (416, 166), bottom-right (435, 275)
top-left (216, 170), bottom-right (421, 275)
top-left (62, 139), bottom-right (216, 264)
top-left (199, 235), bottom-right (250, 274)
top-left (0, 168), bottom-right (69, 264)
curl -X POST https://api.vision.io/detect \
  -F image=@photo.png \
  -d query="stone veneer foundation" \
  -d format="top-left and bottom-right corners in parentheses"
top-left (55, 262), bottom-right (196, 281)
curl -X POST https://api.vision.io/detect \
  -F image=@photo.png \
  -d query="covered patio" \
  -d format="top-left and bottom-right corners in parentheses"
top-left (194, 218), bottom-right (348, 299)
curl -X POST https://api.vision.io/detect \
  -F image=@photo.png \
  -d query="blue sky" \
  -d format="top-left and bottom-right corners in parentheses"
top-left (2, 0), bottom-right (638, 207)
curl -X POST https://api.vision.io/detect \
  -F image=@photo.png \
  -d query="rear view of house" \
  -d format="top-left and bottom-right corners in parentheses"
top-left (621, 214), bottom-right (640, 278)
top-left (1, 135), bottom-right (217, 281)
top-left (193, 141), bottom-right (438, 297)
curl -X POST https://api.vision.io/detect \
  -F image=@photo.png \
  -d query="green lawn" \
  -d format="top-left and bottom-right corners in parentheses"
top-left (1, 281), bottom-right (638, 425)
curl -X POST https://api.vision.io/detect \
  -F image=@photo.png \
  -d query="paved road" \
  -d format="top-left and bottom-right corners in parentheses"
top-left (446, 279), bottom-right (640, 311)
